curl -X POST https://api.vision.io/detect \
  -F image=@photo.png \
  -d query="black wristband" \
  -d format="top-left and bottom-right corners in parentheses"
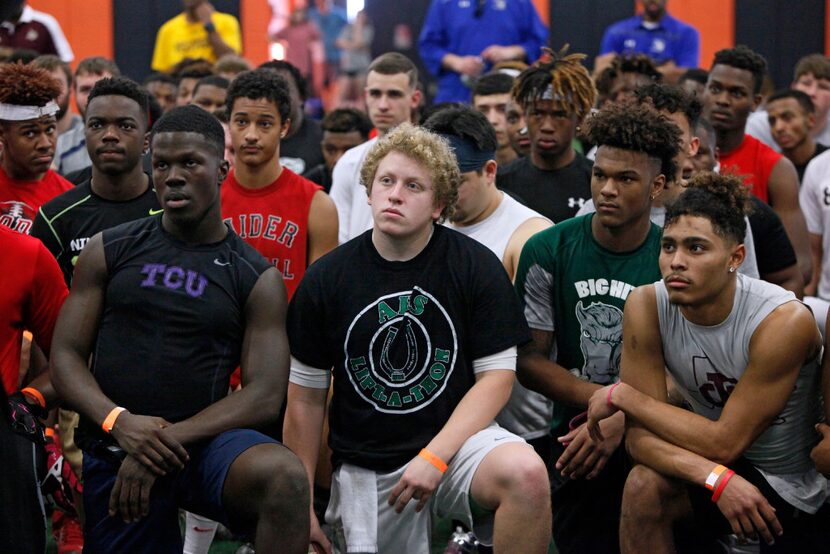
top-left (203, 21), bottom-right (216, 33)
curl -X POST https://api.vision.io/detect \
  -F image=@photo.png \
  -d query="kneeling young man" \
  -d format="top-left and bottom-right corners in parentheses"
top-left (50, 105), bottom-right (309, 554)
top-left (284, 123), bottom-right (551, 554)
top-left (587, 172), bottom-right (829, 552)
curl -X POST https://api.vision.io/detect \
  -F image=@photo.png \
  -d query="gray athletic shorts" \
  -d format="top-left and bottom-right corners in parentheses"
top-left (326, 425), bottom-right (527, 554)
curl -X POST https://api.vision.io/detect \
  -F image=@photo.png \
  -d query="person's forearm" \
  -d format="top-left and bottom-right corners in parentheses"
top-left (51, 348), bottom-right (120, 428)
top-left (517, 352), bottom-right (601, 407)
top-left (425, 371), bottom-right (513, 464)
top-left (206, 29), bottom-right (235, 58)
top-left (627, 425), bottom-right (718, 488)
top-left (614, 383), bottom-right (735, 462)
top-left (283, 384), bottom-right (327, 488)
top-left (165, 376), bottom-right (284, 447)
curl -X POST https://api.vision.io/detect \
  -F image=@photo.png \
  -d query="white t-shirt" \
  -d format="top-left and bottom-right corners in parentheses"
top-left (329, 138), bottom-right (376, 244)
top-left (799, 149), bottom-right (830, 298)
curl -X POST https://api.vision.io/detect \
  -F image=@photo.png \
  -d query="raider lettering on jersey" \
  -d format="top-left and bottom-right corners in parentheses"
top-left (224, 214), bottom-right (299, 247)
top-left (344, 288), bottom-right (458, 414)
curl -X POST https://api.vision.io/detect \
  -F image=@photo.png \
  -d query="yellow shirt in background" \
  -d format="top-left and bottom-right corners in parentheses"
top-left (151, 12), bottom-right (241, 72)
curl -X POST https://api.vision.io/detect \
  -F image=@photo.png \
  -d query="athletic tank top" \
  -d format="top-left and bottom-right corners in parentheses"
top-left (450, 193), bottom-right (552, 439)
top-left (449, 193), bottom-right (549, 262)
top-left (88, 216), bottom-right (271, 431)
top-left (655, 274), bottom-right (827, 512)
top-left (221, 167), bottom-right (321, 299)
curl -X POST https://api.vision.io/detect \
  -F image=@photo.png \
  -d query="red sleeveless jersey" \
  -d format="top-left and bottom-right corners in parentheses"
top-left (720, 134), bottom-right (782, 204)
top-left (221, 167), bottom-right (322, 299)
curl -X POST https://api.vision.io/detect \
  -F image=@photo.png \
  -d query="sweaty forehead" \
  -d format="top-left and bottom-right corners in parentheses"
top-left (366, 72), bottom-right (410, 92)
top-left (663, 214), bottom-right (718, 239)
top-left (594, 145), bottom-right (657, 174)
top-left (473, 93), bottom-right (511, 108)
top-left (709, 64), bottom-right (754, 89)
top-left (152, 131), bottom-right (217, 155)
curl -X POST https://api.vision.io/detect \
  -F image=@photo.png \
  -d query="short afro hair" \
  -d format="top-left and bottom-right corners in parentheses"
top-left (585, 102), bottom-right (681, 180)
top-left (665, 172), bottom-right (750, 244)
top-left (87, 77), bottom-right (151, 125)
top-left (226, 69), bottom-right (292, 124)
top-left (321, 108), bottom-right (373, 139)
top-left (194, 75), bottom-right (230, 96)
top-left (711, 46), bottom-right (767, 94)
top-left (635, 83), bottom-right (702, 129)
top-left (513, 46), bottom-right (596, 120)
top-left (144, 72), bottom-right (177, 87)
top-left (151, 105), bottom-right (225, 157)
top-left (423, 105), bottom-right (498, 153)
top-left (766, 89), bottom-right (815, 114)
top-left (258, 60), bottom-right (308, 101)
top-left (472, 72), bottom-right (514, 98)
top-left (0, 62), bottom-right (61, 111)
top-left (596, 54), bottom-right (662, 99)
top-left (360, 123), bottom-right (460, 222)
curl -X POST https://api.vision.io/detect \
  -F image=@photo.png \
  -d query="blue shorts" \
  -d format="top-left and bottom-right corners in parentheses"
top-left (82, 428), bottom-right (278, 554)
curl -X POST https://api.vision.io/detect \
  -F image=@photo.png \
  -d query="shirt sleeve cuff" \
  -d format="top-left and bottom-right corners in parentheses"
top-left (288, 356), bottom-right (331, 389)
top-left (473, 346), bottom-right (517, 374)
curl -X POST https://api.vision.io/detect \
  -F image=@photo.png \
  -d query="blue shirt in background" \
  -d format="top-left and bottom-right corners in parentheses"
top-left (600, 14), bottom-right (700, 68)
top-left (418, 0), bottom-right (548, 103)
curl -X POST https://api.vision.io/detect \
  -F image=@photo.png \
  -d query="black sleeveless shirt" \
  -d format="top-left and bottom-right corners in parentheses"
top-left (82, 216), bottom-right (270, 439)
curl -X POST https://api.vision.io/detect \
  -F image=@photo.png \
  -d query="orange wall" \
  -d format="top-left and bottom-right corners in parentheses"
top-left (533, 0), bottom-right (549, 27)
top-left (241, 0), bottom-right (272, 66)
top-left (27, 0), bottom-right (113, 69)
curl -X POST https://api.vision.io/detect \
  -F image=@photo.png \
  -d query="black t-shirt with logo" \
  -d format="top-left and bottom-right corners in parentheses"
top-left (30, 178), bottom-right (160, 286)
top-left (496, 153), bottom-right (593, 224)
top-left (287, 225), bottom-right (531, 471)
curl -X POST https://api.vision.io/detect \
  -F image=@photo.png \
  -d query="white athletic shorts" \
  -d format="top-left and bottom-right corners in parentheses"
top-left (326, 425), bottom-right (527, 554)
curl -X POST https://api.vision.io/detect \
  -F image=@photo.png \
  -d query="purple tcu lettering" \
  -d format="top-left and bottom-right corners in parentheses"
top-left (140, 263), bottom-right (208, 297)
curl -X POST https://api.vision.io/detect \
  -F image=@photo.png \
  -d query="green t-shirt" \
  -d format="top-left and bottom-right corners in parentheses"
top-left (515, 214), bottom-right (662, 434)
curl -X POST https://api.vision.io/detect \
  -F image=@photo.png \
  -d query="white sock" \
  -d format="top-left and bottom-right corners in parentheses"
top-left (183, 511), bottom-right (219, 554)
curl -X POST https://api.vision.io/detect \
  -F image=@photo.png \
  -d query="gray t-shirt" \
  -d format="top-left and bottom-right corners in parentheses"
top-left (655, 274), bottom-right (827, 513)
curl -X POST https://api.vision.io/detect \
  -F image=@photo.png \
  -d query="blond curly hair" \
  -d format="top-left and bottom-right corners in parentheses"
top-left (360, 123), bottom-right (460, 222)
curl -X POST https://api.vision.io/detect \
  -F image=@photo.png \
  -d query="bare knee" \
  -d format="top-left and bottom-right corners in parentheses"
top-left (622, 464), bottom-right (682, 523)
top-left (225, 444), bottom-right (309, 520)
top-left (474, 445), bottom-right (550, 511)
top-left (260, 450), bottom-right (309, 518)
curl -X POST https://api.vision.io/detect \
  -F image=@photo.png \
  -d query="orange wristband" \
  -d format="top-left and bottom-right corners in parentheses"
top-left (418, 448), bottom-right (448, 474)
top-left (102, 407), bottom-right (126, 434)
top-left (704, 464), bottom-right (728, 491)
top-left (21, 387), bottom-right (46, 409)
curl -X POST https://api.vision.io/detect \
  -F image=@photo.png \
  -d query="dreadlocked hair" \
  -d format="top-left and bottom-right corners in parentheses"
top-left (665, 171), bottom-right (750, 244)
top-left (512, 45), bottom-right (596, 120)
top-left (585, 101), bottom-right (681, 180)
top-left (0, 62), bottom-right (61, 107)
top-left (595, 54), bottom-right (662, 98)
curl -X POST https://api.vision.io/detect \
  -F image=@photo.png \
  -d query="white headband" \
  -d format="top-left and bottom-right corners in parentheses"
top-left (0, 100), bottom-right (59, 121)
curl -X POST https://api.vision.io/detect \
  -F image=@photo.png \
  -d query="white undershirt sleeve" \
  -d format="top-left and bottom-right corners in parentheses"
top-left (472, 346), bottom-right (517, 374)
top-left (288, 356), bottom-right (331, 389)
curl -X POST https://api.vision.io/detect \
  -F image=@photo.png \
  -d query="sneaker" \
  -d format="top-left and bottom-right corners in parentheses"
top-left (53, 510), bottom-right (84, 554)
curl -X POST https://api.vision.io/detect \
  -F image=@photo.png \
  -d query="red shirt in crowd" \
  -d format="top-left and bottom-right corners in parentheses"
top-left (719, 134), bottom-right (782, 204)
top-left (221, 167), bottom-right (322, 299)
top-left (0, 226), bottom-right (68, 394)
top-left (0, 166), bottom-right (73, 234)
